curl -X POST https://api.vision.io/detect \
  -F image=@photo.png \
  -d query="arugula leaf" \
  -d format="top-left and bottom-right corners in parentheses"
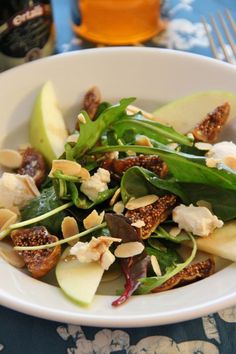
top-left (72, 98), bottom-right (135, 159)
top-left (137, 233), bottom-right (197, 294)
top-left (146, 243), bottom-right (182, 274)
top-left (152, 226), bottom-right (190, 243)
top-left (21, 186), bottom-right (67, 235)
top-left (113, 116), bottom-right (192, 146)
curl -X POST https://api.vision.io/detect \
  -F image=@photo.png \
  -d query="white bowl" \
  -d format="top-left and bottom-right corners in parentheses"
top-left (1, 47), bottom-right (236, 327)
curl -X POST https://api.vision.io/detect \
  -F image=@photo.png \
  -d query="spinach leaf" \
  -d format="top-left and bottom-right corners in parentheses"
top-left (152, 226), bottom-right (190, 243)
top-left (121, 166), bottom-right (236, 220)
top-left (121, 166), bottom-right (186, 204)
top-left (21, 186), bottom-right (67, 235)
top-left (72, 98), bottom-right (135, 159)
top-left (91, 145), bottom-right (236, 192)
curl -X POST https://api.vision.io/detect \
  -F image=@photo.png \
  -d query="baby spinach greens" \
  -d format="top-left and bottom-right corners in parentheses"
top-left (121, 165), bottom-right (236, 221)
top-left (92, 145), bottom-right (236, 192)
top-left (20, 186), bottom-right (70, 234)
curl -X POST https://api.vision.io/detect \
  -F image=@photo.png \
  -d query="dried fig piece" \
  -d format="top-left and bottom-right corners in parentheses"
top-left (151, 258), bottom-right (215, 293)
top-left (126, 194), bottom-right (177, 239)
top-left (11, 226), bottom-right (61, 278)
top-left (101, 155), bottom-right (168, 179)
top-left (17, 147), bottom-right (47, 187)
top-left (192, 102), bottom-right (230, 143)
top-left (83, 86), bottom-right (101, 119)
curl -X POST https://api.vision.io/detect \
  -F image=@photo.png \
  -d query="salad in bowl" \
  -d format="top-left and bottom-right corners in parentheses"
top-left (1, 80), bottom-right (236, 309)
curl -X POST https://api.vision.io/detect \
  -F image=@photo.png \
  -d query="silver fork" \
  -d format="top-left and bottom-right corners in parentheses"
top-left (201, 9), bottom-right (236, 64)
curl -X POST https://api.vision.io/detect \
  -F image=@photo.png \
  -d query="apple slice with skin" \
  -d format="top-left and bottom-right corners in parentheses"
top-left (153, 91), bottom-right (236, 136)
top-left (29, 81), bottom-right (68, 165)
top-left (56, 247), bottom-right (104, 306)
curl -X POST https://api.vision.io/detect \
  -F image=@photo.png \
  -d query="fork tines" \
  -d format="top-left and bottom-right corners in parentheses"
top-left (202, 9), bottom-right (236, 64)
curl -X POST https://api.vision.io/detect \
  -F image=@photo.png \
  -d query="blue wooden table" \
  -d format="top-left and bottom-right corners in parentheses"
top-left (1, 1), bottom-right (236, 353)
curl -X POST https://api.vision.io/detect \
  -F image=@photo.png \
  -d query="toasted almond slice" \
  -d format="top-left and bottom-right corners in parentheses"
top-left (167, 143), bottom-right (178, 151)
top-left (113, 201), bottom-right (125, 214)
top-left (0, 241), bottom-right (25, 268)
top-left (77, 112), bottom-right (87, 124)
top-left (125, 195), bottom-right (159, 210)
top-left (49, 160), bottom-right (82, 177)
top-left (23, 175), bottom-right (40, 197)
top-left (109, 188), bottom-right (121, 206)
top-left (0, 149), bottom-right (23, 169)
top-left (66, 133), bottom-right (79, 143)
top-left (131, 219), bottom-right (146, 228)
top-left (206, 157), bottom-right (221, 168)
top-left (114, 241), bottom-right (144, 258)
top-left (83, 210), bottom-right (105, 230)
top-left (79, 167), bottom-right (90, 181)
top-left (136, 136), bottom-right (153, 147)
top-left (195, 142), bottom-right (212, 151)
top-left (61, 216), bottom-right (79, 246)
top-left (150, 255), bottom-right (162, 276)
top-left (0, 209), bottom-right (18, 231)
top-left (169, 226), bottom-right (181, 237)
top-left (127, 105), bottom-right (155, 120)
top-left (196, 200), bottom-right (212, 211)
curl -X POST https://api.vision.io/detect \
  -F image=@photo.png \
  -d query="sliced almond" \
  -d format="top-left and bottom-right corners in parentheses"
top-left (127, 105), bottom-right (155, 120)
top-left (77, 112), bottom-right (87, 124)
top-left (0, 149), bottom-right (23, 169)
top-left (113, 201), bottom-right (125, 214)
top-left (79, 167), bottom-right (90, 181)
top-left (150, 255), bottom-right (162, 276)
top-left (0, 241), bottom-right (25, 268)
top-left (196, 200), bottom-right (212, 211)
top-left (131, 219), bottom-right (145, 228)
top-left (125, 195), bottom-right (159, 210)
top-left (66, 133), bottom-right (79, 143)
top-left (23, 175), bottom-right (40, 197)
top-left (195, 142), bottom-right (212, 151)
top-left (49, 160), bottom-right (82, 178)
top-left (169, 226), bottom-right (181, 237)
top-left (136, 136), bottom-right (153, 147)
top-left (167, 143), bottom-right (178, 150)
top-left (83, 210), bottom-right (105, 230)
top-left (0, 209), bottom-right (18, 231)
top-left (109, 188), bottom-right (121, 206)
top-left (61, 216), bottom-right (79, 246)
top-left (114, 241), bottom-right (144, 258)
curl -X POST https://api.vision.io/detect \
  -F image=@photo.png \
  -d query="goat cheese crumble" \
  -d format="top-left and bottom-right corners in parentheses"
top-left (172, 204), bottom-right (223, 236)
top-left (80, 168), bottom-right (110, 201)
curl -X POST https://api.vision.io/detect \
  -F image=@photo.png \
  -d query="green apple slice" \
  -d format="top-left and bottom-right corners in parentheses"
top-left (153, 91), bottom-right (236, 134)
top-left (56, 247), bottom-right (104, 306)
top-left (184, 221), bottom-right (236, 262)
top-left (29, 81), bottom-right (68, 164)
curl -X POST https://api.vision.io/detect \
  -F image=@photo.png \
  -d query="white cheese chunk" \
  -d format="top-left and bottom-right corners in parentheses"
top-left (172, 204), bottom-right (223, 237)
top-left (206, 141), bottom-right (236, 170)
top-left (80, 168), bottom-right (110, 201)
top-left (70, 236), bottom-right (121, 270)
top-left (0, 172), bottom-right (40, 210)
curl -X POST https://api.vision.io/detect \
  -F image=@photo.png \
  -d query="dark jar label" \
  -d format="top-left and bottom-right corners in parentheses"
top-left (0, 1), bottom-right (54, 71)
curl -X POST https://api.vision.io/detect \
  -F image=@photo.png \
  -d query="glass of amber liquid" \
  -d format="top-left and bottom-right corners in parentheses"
top-left (72, 0), bottom-right (165, 45)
